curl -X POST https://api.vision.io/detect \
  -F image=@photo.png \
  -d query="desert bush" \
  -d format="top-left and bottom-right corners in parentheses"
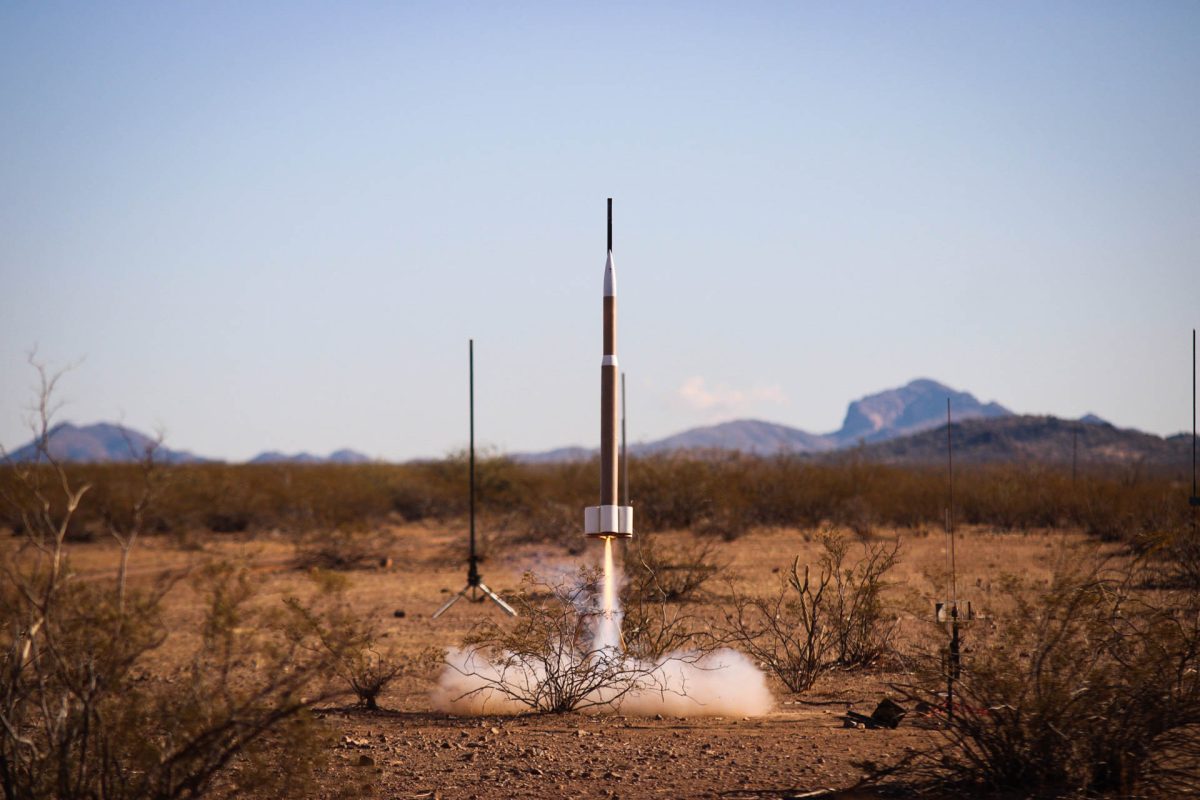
top-left (889, 556), bottom-right (1200, 798)
top-left (282, 570), bottom-right (439, 710)
top-left (292, 526), bottom-right (392, 571)
top-left (619, 592), bottom-right (708, 662)
top-left (616, 537), bottom-right (721, 661)
top-left (1166, 524), bottom-right (1200, 588)
top-left (622, 535), bottom-right (726, 604)
top-left (445, 570), bottom-right (683, 713)
top-left (0, 359), bottom-right (342, 799)
top-left (824, 533), bottom-right (902, 668)
top-left (720, 531), bottom-right (901, 692)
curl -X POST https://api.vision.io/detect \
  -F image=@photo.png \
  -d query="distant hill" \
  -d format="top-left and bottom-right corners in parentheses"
top-left (515, 378), bottom-right (1012, 460)
top-left (4, 422), bottom-right (373, 465)
top-left (637, 419), bottom-right (837, 456)
top-left (831, 378), bottom-right (1010, 446)
top-left (250, 449), bottom-right (371, 464)
top-left (4, 422), bottom-right (206, 464)
top-left (831, 415), bottom-right (1193, 467)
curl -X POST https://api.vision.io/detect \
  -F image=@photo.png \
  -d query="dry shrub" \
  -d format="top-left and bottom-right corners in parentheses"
top-left (721, 530), bottom-right (901, 692)
top-left (510, 502), bottom-right (578, 548)
top-left (443, 570), bottom-right (684, 713)
top-left (292, 526), bottom-right (391, 571)
top-left (0, 551), bottom-right (339, 799)
top-left (617, 537), bottom-right (723, 662)
top-left (889, 556), bottom-right (1200, 798)
top-left (1157, 522), bottom-right (1200, 589)
top-left (282, 570), bottom-right (439, 710)
top-left (824, 533), bottom-right (902, 668)
top-left (0, 359), bottom-right (342, 799)
top-left (623, 535), bottom-right (725, 604)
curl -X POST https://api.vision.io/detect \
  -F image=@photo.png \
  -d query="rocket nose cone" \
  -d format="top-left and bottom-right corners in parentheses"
top-left (604, 250), bottom-right (616, 297)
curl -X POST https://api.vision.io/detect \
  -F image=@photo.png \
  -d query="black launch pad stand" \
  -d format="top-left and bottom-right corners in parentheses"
top-left (432, 340), bottom-right (516, 619)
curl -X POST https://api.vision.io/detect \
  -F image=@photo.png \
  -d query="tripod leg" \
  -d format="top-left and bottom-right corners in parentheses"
top-left (432, 586), bottom-right (472, 619)
top-left (475, 582), bottom-right (517, 617)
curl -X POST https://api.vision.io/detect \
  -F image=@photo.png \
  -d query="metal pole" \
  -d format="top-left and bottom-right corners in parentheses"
top-left (432, 339), bottom-right (516, 618)
top-left (468, 339), bottom-right (477, 586)
top-left (948, 398), bottom-right (957, 607)
top-left (621, 372), bottom-right (629, 507)
top-left (947, 398), bottom-right (960, 721)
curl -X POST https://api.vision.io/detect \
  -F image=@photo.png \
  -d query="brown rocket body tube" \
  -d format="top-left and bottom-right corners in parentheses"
top-left (585, 200), bottom-right (633, 538)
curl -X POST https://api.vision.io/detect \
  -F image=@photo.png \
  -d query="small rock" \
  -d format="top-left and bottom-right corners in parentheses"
top-left (379, 557), bottom-right (393, 568)
top-left (355, 754), bottom-right (374, 767)
top-left (654, 714), bottom-right (664, 721)
top-left (393, 609), bottom-right (406, 618)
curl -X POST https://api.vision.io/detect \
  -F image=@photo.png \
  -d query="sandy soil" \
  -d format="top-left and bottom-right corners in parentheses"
top-left (40, 522), bottom-right (1104, 799)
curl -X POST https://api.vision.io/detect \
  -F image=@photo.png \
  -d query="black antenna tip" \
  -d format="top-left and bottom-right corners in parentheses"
top-left (607, 198), bottom-right (613, 252)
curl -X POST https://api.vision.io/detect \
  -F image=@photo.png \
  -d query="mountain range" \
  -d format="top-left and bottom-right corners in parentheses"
top-left (2, 423), bottom-right (206, 464)
top-left (516, 378), bottom-right (1017, 461)
top-left (4, 422), bottom-right (370, 465)
top-left (5, 379), bottom-right (1191, 468)
top-left (249, 449), bottom-right (371, 464)
top-left (514, 378), bottom-right (1193, 467)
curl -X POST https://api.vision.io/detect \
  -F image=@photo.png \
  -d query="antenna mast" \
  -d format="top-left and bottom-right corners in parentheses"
top-left (946, 398), bottom-right (961, 720)
top-left (1192, 329), bottom-right (1199, 532)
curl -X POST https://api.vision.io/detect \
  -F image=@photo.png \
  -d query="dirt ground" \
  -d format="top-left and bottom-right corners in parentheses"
top-left (53, 522), bottom-right (1103, 799)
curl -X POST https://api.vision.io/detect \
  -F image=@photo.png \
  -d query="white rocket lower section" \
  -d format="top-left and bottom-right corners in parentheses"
top-left (584, 505), bottom-right (634, 536)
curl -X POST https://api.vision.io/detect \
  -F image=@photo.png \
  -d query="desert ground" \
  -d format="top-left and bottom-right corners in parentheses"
top-left (49, 521), bottom-right (1109, 799)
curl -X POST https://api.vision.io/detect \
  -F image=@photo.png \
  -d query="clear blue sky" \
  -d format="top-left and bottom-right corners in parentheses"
top-left (2, 2), bottom-right (1197, 461)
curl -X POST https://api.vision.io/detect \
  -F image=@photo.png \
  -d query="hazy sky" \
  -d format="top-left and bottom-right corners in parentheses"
top-left (2, 2), bottom-right (1197, 461)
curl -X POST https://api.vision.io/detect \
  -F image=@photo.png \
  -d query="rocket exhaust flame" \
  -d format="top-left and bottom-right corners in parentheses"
top-left (596, 537), bottom-right (622, 652)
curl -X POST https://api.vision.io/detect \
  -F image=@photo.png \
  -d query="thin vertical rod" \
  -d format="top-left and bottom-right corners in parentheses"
top-left (947, 397), bottom-right (959, 721)
top-left (468, 339), bottom-right (476, 580)
top-left (621, 372), bottom-right (629, 507)
top-left (947, 398), bottom-right (957, 606)
top-left (1193, 328), bottom-right (1196, 502)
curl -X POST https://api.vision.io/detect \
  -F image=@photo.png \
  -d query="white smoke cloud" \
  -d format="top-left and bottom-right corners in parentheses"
top-left (431, 550), bottom-right (774, 719)
top-left (431, 647), bottom-right (773, 718)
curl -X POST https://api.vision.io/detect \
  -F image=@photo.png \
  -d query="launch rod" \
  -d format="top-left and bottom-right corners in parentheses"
top-left (469, 339), bottom-right (476, 578)
top-left (947, 398), bottom-right (960, 721)
top-left (607, 197), bottom-right (612, 253)
top-left (621, 372), bottom-right (628, 507)
top-left (1193, 329), bottom-right (1198, 531)
top-left (947, 398), bottom-right (957, 608)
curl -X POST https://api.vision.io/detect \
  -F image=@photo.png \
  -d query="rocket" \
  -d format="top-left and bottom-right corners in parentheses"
top-left (585, 198), bottom-right (634, 539)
